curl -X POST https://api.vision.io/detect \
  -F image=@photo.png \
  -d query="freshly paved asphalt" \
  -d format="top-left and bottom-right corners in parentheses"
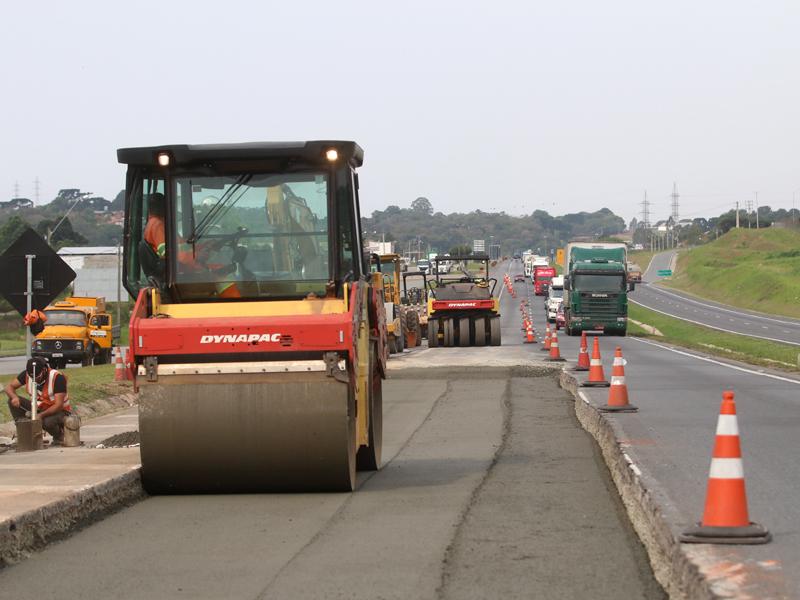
top-left (0, 261), bottom-right (663, 600)
top-left (632, 250), bottom-right (800, 346)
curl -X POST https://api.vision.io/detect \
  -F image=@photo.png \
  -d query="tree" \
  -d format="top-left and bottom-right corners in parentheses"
top-left (0, 215), bottom-right (32, 253)
top-left (411, 197), bottom-right (433, 215)
top-left (35, 216), bottom-right (88, 248)
top-left (449, 244), bottom-right (472, 256)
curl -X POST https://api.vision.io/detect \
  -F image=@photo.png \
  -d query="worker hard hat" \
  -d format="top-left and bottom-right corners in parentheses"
top-left (26, 357), bottom-right (49, 381)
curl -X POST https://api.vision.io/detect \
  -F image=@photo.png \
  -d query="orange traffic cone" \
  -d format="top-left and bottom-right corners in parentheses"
top-left (524, 323), bottom-right (537, 344)
top-left (581, 337), bottom-right (609, 387)
top-left (122, 347), bottom-right (133, 381)
top-left (540, 323), bottom-right (552, 352)
top-left (600, 347), bottom-right (637, 412)
top-left (680, 391), bottom-right (770, 544)
top-left (114, 347), bottom-right (124, 381)
top-left (546, 328), bottom-right (565, 361)
top-left (574, 331), bottom-right (590, 371)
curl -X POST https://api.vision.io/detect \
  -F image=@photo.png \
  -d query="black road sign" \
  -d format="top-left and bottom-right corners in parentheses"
top-left (0, 228), bottom-right (76, 316)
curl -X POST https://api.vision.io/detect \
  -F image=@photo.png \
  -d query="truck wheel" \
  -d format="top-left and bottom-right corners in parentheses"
top-left (428, 320), bottom-right (439, 348)
top-left (443, 319), bottom-right (454, 347)
top-left (489, 318), bottom-right (501, 346)
top-left (474, 317), bottom-right (486, 346)
top-left (458, 317), bottom-right (470, 347)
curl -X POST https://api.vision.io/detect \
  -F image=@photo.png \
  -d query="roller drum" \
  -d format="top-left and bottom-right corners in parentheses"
top-left (138, 372), bottom-right (355, 493)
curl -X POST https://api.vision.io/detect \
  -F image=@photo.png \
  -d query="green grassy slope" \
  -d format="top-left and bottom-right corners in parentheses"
top-left (664, 228), bottom-right (800, 318)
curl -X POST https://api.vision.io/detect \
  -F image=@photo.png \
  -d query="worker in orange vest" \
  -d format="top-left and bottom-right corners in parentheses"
top-left (4, 357), bottom-right (72, 445)
top-left (143, 192), bottom-right (241, 298)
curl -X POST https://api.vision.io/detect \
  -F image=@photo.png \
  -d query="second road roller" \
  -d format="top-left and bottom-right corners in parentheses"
top-left (118, 141), bottom-right (388, 493)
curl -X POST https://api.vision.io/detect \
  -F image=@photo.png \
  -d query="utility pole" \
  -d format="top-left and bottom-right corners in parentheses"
top-left (671, 182), bottom-right (679, 222)
top-left (735, 201), bottom-right (740, 229)
top-left (745, 198), bottom-right (753, 228)
top-left (754, 192), bottom-right (759, 229)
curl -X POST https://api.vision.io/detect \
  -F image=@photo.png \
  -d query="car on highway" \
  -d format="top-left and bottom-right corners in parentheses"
top-left (514, 274), bottom-right (525, 282)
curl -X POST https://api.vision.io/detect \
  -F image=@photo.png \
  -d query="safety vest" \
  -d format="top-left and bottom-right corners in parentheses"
top-left (26, 369), bottom-right (71, 413)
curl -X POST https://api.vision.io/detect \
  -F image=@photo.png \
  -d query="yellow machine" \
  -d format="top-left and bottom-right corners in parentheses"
top-left (379, 254), bottom-right (421, 352)
top-left (119, 140), bottom-right (387, 493)
top-left (33, 296), bottom-right (113, 368)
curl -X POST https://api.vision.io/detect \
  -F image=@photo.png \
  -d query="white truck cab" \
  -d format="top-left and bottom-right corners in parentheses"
top-left (546, 275), bottom-right (565, 322)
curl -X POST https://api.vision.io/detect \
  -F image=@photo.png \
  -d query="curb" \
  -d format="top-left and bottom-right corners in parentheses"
top-left (0, 466), bottom-right (143, 567)
top-left (558, 368), bottom-right (717, 600)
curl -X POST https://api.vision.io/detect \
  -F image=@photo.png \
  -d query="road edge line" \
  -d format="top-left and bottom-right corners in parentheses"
top-left (559, 369), bottom-right (718, 600)
top-left (0, 465), bottom-right (143, 567)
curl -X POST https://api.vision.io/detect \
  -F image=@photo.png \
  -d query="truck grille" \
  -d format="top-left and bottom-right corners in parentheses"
top-left (38, 339), bottom-right (81, 351)
top-left (579, 293), bottom-right (619, 314)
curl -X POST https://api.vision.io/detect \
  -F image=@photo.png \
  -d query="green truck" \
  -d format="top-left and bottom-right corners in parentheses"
top-left (563, 242), bottom-right (634, 336)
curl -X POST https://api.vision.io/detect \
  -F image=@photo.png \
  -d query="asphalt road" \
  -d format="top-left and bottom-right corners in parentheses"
top-left (506, 260), bottom-right (800, 598)
top-left (0, 266), bottom-right (663, 600)
top-left (632, 250), bottom-right (800, 346)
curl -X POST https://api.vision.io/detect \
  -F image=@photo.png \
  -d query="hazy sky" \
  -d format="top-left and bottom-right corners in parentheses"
top-left (2, 1), bottom-right (799, 224)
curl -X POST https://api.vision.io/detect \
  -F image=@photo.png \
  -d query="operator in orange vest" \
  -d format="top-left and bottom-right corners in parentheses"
top-left (4, 357), bottom-right (71, 445)
top-left (143, 192), bottom-right (241, 298)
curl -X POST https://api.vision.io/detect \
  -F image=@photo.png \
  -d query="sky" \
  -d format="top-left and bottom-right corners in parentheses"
top-left (2, 0), bottom-right (800, 225)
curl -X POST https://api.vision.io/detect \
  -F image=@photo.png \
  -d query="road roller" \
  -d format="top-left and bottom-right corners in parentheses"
top-left (426, 254), bottom-right (501, 347)
top-left (118, 141), bottom-right (387, 493)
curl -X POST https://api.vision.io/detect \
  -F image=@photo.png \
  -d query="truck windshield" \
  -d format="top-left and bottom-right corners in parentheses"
top-left (171, 172), bottom-right (330, 300)
top-left (549, 289), bottom-right (563, 299)
top-left (573, 274), bottom-right (625, 292)
top-left (44, 311), bottom-right (87, 327)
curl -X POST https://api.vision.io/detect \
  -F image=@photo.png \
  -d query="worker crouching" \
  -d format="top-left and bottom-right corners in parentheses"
top-left (4, 357), bottom-right (72, 446)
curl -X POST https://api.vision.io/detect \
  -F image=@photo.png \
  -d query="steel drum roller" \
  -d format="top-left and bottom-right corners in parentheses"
top-left (138, 372), bottom-right (355, 493)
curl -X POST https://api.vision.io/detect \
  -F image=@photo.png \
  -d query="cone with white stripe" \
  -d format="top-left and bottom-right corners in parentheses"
top-left (545, 327), bottom-right (565, 361)
top-left (524, 322), bottom-right (537, 344)
top-left (573, 331), bottom-right (590, 371)
top-left (580, 337), bottom-right (609, 387)
top-left (600, 347), bottom-right (637, 412)
top-left (680, 391), bottom-right (770, 544)
top-left (114, 347), bottom-right (124, 382)
top-left (540, 323), bottom-right (552, 352)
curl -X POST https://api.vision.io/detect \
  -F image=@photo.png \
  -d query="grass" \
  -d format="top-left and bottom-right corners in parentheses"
top-left (663, 228), bottom-right (800, 318)
top-left (628, 303), bottom-right (800, 371)
top-left (628, 250), bottom-right (656, 273)
top-left (0, 364), bottom-right (132, 424)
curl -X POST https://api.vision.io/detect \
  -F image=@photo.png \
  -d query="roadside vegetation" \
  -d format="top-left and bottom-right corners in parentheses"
top-left (628, 303), bottom-right (799, 372)
top-left (628, 249), bottom-right (656, 273)
top-left (663, 228), bottom-right (800, 318)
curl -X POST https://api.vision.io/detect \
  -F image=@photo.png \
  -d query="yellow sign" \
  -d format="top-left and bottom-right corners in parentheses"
top-left (556, 248), bottom-right (565, 266)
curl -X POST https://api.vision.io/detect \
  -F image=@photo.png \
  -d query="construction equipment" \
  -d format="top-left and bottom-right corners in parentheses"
top-left (118, 141), bottom-right (387, 493)
top-left (33, 296), bottom-right (114, 368)
top-left (376, 253), bottom-right (421, 352)
top-left (402, 270), bottom-right (429, 340)
top-left (426, 254), bottom-right (501, 347)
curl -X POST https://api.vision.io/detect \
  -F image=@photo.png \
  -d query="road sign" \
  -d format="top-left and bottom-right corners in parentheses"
top-left (656, 269), bottom-right (673, 277)
top-left (473, 239), bottom-right (485, 253)
top-left (556, 248), bottom-right (565, 266)
top-left (0, 228), bottom-right (76, 316)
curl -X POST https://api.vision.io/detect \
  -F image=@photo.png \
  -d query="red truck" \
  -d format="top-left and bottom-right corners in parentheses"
top-left (533, 266), bottom-right (556, 296)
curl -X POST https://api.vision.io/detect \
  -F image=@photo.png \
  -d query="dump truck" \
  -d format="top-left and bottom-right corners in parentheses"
top-left (627, 263), bottom-right (643, 283)
top-left (563, 242), bottom-right (633, 336)
top-left (32, 296), bottom-right (114, 368)
top-left (119, 140), bottom-right (387, 493)
top-left (426, 254), bottom-right (501, 346)
top-left (377, 253), bottom-right (421, 352)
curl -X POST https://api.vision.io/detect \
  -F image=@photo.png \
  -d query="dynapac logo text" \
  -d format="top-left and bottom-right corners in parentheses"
top-left (200, 334), bottom-right (282, 344)
top-left (446, 302), bottom-right (478, 307)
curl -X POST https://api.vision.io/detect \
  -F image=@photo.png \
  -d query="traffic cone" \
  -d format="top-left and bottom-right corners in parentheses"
top-left (524, 323), bottom-right (537, 344)
top-left (573, 331), bottom-right (590, 371)
top-left (600, 347), bottom-right (637, 412)
top-left (114, 347), bottom-right (124, 381)
top-left (540, 323), bottom-right (552, 352)
top-left (122, 347), bottom-right (134, 381)
top-left (680, 391), bottom-right (771, 544)
top-left (581, 337), bottom-right (609, 387)
top-left (546, 328), bottom-right (565, 361)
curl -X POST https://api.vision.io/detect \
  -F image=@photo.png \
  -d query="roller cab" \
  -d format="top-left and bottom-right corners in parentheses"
top-left (119, 141), bottom-right (387, 493)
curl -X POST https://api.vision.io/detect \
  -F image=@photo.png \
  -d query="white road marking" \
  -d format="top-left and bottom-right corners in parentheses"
top-left (645, 285), bottom-right (800, 327)
top-left (630, 299), bottom-right (800, 346)
top-left (631, 337), bottom-right (800, 386)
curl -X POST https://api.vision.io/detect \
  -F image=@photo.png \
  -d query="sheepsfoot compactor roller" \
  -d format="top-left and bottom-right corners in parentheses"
top-left (118, 141), bottom-right (388, 493)
top-left (426, 254), bottom-right (501, 347)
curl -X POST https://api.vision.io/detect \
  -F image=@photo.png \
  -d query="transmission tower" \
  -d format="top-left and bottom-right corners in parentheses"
top-left (671, 182), bottom-right (679, 222)
top-left (13, 181), bottom-right (20, 198)
top-left (34, 177), bottom-right (40, 204)
top-left (640, 190), bottom-right (651, 228)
